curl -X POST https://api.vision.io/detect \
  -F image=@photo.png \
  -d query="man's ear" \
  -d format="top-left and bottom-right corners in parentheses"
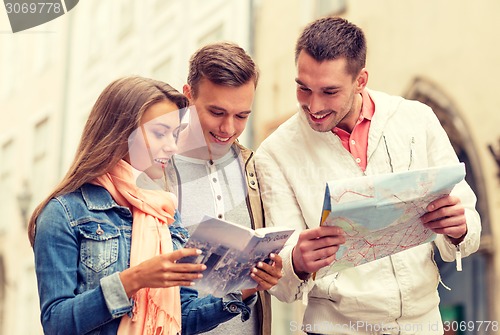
top-left (183, 84), bottom-right (193, 100)
top-left (355, 68), bottom-right (368, 93)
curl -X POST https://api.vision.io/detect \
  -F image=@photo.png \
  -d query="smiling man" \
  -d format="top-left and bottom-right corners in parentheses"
top-left (255, 17), bottom-right (481, 335)
top-left (174, 42), bottom-right (278, 335)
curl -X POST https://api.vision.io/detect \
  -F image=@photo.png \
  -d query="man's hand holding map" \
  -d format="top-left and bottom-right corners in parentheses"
top-left (315, 163), bottom-right (466, 279)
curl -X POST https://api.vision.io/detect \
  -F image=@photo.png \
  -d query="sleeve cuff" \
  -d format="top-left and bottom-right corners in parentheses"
top-left (222, 291), bottom-right (253, 322)
top-left (269, 245), bottom-right (309, 303)
top-left (100, 272), bottom-right (133, 318)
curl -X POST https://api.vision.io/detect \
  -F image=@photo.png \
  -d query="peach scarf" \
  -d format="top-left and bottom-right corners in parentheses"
top-left (93, 160), bottom-right (181, 335)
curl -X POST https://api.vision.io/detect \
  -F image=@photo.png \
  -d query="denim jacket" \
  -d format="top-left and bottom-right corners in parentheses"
top-left (34, 183), bottom-right (252, 335)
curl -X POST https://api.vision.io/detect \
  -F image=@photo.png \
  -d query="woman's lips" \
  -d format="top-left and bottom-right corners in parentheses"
top-left (154, 158), bottom-right (170, 165)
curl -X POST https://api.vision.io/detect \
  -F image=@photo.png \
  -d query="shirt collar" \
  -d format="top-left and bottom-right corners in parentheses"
top-left (333, 88), bottom-right (374, 134)
top-left (360, 88), bottom-right (374, 121)
top-left (175, 146), bottom-right (237, 165)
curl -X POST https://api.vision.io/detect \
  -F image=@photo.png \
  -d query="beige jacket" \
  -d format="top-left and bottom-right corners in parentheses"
top-left (255, 89), bottom-right (481, 335)
top-left (237, 141), bottom-right (272, 335)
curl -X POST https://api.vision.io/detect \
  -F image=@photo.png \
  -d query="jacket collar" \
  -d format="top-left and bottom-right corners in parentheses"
top-left (233, 140), bottom-right (253, 164)
top-left (80, 183), bottom-right (123, 211)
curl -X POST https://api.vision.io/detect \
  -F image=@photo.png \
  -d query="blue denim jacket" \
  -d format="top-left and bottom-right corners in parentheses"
top-left (34, 183), bottom-right (253, 335)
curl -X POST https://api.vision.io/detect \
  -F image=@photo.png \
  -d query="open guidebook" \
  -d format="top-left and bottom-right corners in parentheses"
top-left (314, 163), bottom-right (466, 279)
top-left (178, 216), bottom-right (294, 297)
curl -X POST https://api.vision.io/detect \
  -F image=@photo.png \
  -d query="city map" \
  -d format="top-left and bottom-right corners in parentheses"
top-left (315, 163), bottom-right (466, 279)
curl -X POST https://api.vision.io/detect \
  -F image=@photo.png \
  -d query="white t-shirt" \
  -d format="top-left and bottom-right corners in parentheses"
top-left (175, 147), bottom-right (259, 334)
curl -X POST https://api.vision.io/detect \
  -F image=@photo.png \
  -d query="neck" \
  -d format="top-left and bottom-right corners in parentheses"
top-left (178, 124), bottom-right (233, 161)
top-left (177, 126), bottom-right (211, 160)
top-left (356, 92), bottom-right (364, 116)
top-left (337, 93), bottom-right (363, 133)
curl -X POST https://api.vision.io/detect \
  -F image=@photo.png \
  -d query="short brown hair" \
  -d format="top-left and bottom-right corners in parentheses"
top-left (295, 17), bottom-right (367, 77)
top-left (187, 42), bottom-right (259, 98)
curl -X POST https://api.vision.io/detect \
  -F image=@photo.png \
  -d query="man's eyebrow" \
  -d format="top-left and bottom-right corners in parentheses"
top-left (207, 104), bottom-right (227, 112)
top-left (209, 105), bottom-right (252, 115)
top-left (321, 86), bottom-right (341, 91)
top-left (295, 78), bottom-right (340, 91)
top-left (295, 78), bottom-right (306, 86)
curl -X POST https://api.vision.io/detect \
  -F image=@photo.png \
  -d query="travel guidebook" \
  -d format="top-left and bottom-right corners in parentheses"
top-left (315, 163), bottom-right (466, 279)
top-left (178, 216), bottom-right (294, 297)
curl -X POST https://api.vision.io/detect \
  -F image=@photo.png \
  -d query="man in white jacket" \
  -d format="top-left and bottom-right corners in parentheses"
top-left (255, 17), bottom-right (481, 335)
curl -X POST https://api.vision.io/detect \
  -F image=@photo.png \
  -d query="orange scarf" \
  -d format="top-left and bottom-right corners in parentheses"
top-left (93, 160), bottom-right (181, 335)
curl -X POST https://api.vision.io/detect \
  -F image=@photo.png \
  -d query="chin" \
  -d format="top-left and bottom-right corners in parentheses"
top-left (308, 122), bottom-right (333, 133)
top-left (143, 165), bottom-right (164, 180)
top-left (211, 143), bottom-right (232, 157)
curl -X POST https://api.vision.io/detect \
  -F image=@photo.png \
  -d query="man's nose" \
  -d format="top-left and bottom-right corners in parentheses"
top-left (308, 94), bottom-right (324, 114)
top-left (219, 117), bottom-right (234, 135)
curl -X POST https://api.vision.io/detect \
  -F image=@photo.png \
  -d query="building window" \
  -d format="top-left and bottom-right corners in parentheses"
top-left (0, 37), bottom-right (15, 99)
top-left (117, 0), bottom-right (134, 41)
top-left (0, 139), bottom-right (15, 233)
top-left (315, 0), bottom-right (347, 17)
top-left (32, 118), bottom-right (49, 202)
top-left (87, 1), bottom-right (109, 64)
top-left (152, 57), bottom-right (173, 83)
top-left (14, 264), bottom-right (40, 334)
top-left (154, 0), bottom-right (174, 11)
top-left (0, 256), bottom-right (5, 333)
top-left (34, 21), bottom-right (56, 74)
top-left (197, 23), bottom-right (224, 47)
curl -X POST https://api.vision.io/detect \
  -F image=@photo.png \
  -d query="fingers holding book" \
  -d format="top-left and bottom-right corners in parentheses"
top-left (120, 248), bottom-right (207, 297)
top-left (250, 253), bottom-right (283, 290)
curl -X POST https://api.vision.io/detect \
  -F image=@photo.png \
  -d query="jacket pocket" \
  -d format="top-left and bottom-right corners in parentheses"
top-left (79, 222), bottom-right (120, 272)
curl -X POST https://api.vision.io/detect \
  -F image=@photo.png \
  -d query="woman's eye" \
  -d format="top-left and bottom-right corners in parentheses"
top-left (153, 131), bottom-right (166, 139)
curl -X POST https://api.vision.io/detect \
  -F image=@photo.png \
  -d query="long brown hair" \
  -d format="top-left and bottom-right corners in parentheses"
top-left (28, 76), bottom-right (188, 246)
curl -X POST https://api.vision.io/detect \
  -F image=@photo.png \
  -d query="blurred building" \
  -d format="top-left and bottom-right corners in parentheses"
top-left (0, 0), bottom-right (252, 334)
top-left (0, 0), bottom-right (499, 335)
top-left (0, 11), bottom-right (70, 334)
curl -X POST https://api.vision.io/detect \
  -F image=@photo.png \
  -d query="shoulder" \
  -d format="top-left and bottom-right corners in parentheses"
top-left (368, 88), bottom-right (433, 114)
top-left (233, 141), bottom-right (252, 156)
top-left (54, 184), bottom-right (115, 210)
top-left (39, 184), bottom-right (117, 225)
top-left (367, 89), bottom-right (437, 130)
top-left (257, 113), bottom-right (302, 154)
top-left (40, 188), bottom-right (85, 221)
top-left (35, 189), bottom-right (85, 241)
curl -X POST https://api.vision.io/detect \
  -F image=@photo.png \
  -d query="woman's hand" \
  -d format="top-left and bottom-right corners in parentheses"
top-left (120, 248), bottom-right (206, 297)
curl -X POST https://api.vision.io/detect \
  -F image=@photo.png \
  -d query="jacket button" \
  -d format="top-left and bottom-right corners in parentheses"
top-left (228, 304), bottom-right (239, 313)
top-left (250, 180), bottom-right (255, 186)
top-left (249, 172), bottom-right (254, 177)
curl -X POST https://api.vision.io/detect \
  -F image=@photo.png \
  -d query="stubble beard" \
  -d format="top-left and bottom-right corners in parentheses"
top-left (302, 108), bottom-right (338, 133)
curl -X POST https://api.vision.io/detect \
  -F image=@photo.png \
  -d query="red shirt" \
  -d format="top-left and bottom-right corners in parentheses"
top-left (332, 89), bottom-right (374, 171)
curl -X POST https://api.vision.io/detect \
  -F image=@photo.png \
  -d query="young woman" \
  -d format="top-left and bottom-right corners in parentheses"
top-left (29, 76), bottom-right (282, 335)
top-left (28, 76), bottom-right (205, 335)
